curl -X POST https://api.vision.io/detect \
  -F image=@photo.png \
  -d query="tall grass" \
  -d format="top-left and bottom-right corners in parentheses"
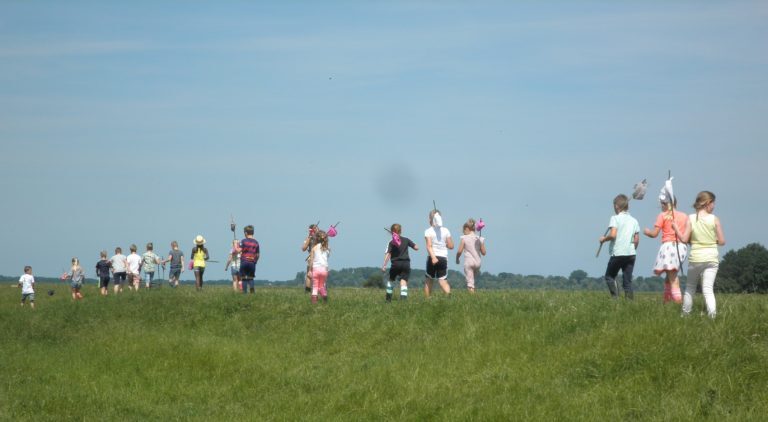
top-left (1, 283), bottom-right (767, 420)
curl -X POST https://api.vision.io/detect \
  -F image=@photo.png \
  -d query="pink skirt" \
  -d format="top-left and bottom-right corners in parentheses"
top-left (653, 242), bottom-right (688, 275)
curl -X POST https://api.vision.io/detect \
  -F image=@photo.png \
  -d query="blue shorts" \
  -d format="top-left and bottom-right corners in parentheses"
top-left (169, 267), bottom-right (181, 279)
top-left (99, 276), bottom-right (110, 288)
top-left (71, 281), bottom-right (83, 290)
top-left (230, 266), bottom-right (240, 277)
top-left (21, 293), bottom-right (35, 302)
top-left (239, 261), bottom-right (256, 279)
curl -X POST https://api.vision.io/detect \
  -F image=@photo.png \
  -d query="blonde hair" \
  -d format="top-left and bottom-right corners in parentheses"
top-left (613, 194), bottom-right (629, 212)
top-left (693, 191), bottom-right (716, 210)
top-left (100, 250), bottom-right (107, 258)
top-left (71, 257), bottom-right (80, 270)
top-left (463, 218), bottom-right (476, 232)
top-left (390, 223), bottom-right (402, 235)
top-left (316, 230), bottom-right (330, 252)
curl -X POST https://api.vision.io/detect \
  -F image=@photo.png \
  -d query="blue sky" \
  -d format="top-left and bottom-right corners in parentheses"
top-left (1, 1), bottom-right (766, 281)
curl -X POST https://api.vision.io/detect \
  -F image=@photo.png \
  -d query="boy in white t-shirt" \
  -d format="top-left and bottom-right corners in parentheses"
top-left (424, 210), bottom-right (454, 297)
top-left (126, 244), bottom-right (143, 291)
top-left (18, 266), bottom-right (35, 309)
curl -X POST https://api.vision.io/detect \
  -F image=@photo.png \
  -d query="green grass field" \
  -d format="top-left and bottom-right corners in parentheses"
top-left (1, 283), bottom-right (767, 421)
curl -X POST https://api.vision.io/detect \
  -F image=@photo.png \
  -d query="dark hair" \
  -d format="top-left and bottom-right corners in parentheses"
top-left (146, 242), bottom-right (153, 251)
top-left (130, 244), bottom-right (137, 253)
top-left (115, 247), bottom-right (122, 253)
top-left (24, 266), bottom-right (32, 273)
top-left (244, 225), bottom-right (255, 235)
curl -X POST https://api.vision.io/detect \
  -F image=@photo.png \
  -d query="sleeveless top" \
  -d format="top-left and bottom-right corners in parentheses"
top-left (689, 213), bottom-right (719, 263)
top-left (193, 247), bottom-right (207, 268)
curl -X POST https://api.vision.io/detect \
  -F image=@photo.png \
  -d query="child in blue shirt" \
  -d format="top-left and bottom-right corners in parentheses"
top-left (598, 194), bottom-right (640, 299)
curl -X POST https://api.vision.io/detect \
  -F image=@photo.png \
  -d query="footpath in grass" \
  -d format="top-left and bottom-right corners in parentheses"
top-left (1, 284), bottom-right (767, 421)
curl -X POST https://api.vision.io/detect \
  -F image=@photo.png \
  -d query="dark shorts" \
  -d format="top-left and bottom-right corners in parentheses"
top-left (114, 272), bottom-right (127, 284)
top-left (389, 260), bottom-right (411, 281)
top-left (426, 257), bottom-right (448, 280)
top-left (169, 267), bottom-right (181, 279)
top-left (22, 293), bottom-right (35, 302)
top-left (194, 266), bottom-right (205, 277)
top-left (240, 261), bottom-right (256, 280)
top-left (99, 276), bottom-right (110, 288)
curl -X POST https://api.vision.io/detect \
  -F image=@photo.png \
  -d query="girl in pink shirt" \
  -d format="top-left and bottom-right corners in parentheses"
top-left (644, 199), bottom-right (689, 303)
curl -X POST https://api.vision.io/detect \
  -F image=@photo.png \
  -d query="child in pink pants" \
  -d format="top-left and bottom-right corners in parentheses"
top-left (309, 231), bottom-right (330, 303)
top-left (456, 219), bottom-right (487, 293)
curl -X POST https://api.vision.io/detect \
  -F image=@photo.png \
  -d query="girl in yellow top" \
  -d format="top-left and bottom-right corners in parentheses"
top-left (191, 235), bottom-right (210, 291)
top-left (672, 191), bottom-right (726, 318)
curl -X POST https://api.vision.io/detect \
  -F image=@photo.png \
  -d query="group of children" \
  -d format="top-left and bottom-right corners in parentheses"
top-left (379, 210), bottom-right (488, 303)
top-left (16, 192), bottom-right (725, 315)
top-left (598, 190), bottom-right (726, 318)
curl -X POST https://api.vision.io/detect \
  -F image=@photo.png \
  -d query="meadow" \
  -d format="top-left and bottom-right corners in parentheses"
top-left (1, 283), bottom-right (767, 421)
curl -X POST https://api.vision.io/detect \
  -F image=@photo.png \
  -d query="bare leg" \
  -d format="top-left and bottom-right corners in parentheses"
top-left (424, 277), bottom-right (433, 297)
top-left (438, 279), bottom-right (451, 295)
top-left (669, 270), bottom-right (682, 304)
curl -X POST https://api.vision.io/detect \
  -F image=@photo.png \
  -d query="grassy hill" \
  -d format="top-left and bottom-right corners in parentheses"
top-left (1, 284), bottom-right (767, 420)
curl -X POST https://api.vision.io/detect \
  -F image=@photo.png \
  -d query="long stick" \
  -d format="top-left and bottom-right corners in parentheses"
top-left (596, 227), bottom-right (610, 257)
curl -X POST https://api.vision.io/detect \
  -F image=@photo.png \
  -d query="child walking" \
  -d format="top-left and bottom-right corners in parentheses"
top-left (164, 241), bottom-right (184, 288)
top-left (381, 223), bottom-right (419, 302)
top-left (225, 239), bottom-right (242, 292)
top-left (126, 244), bottom-right (142, 291)
top-left (598, 194), bottom-right (640, 300)
top-left (95, 251), bottom-right (112, 296)
top-left (424, 210), bottom-right (454, 297)
top-left (191, 235), bottom-right (209, 291)
top-left (18, 266), bottom-right (35, 309)
top-left (238, 225), bottom-right (260, 295)
top-left (456, 218), bottom-right (487, 293)
top-left (309, 230), bottom-right (330, 303)
top-left (141, 243), bottom-right (161, 288)
top-left (672, 191), bottom-right (726, 318)
top-left (301, 224), bottom-right (319, 293)
top-left (62, 257), bottom-right (86, 300)
top-left (110, 247), bottom-right (127, 294)
top-left (643, 199), bottom-right (688, 303)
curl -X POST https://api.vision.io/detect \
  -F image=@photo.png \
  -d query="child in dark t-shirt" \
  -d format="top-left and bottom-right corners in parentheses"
top-left (381, 224), bottom-right (419, 302)
top-left (96, 251), bottom-right (112, 296)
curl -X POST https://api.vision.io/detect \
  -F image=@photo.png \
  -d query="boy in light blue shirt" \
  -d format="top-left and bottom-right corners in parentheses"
top-left (599, 194), bottom-right (640, 299)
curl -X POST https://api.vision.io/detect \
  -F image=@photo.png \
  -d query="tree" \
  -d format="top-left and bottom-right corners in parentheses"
top-left (717, 243), bottom-right (768, 293)
top-left (363, 273), bottom-right (385, 288)
top-left (569, 270), bottom-right (588, 283)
